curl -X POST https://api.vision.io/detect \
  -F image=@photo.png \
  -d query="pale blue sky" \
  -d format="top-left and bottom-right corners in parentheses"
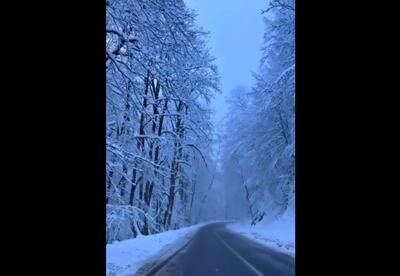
top-left (185, 0), bottom-right (267, 127)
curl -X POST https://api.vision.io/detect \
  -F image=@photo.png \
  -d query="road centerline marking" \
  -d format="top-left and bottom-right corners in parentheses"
top-left (215, 232), bottom-right (265, 276)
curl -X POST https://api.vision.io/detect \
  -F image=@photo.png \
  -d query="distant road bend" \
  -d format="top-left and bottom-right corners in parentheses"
top-left (143, 222), bottom-right (295, 276)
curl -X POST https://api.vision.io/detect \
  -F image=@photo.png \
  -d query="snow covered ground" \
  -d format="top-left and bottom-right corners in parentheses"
top-left (227, 212), bottom-right (295, 257)
top-left (106, 223), bottom-right (209, 276)
top-left (106, 217), bottom-right (294, 275)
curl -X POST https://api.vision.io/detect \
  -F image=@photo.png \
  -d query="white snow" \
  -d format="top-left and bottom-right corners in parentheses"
top-left (106, 223), bottom-right (208, 276)
top-left (227, 212), bottom-right (295, 257)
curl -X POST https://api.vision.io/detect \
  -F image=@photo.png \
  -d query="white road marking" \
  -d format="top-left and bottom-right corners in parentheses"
top-left (215, 233), bottom-right (265, 276)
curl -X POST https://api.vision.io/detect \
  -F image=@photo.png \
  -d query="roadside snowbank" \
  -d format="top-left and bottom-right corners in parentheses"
top-left (227, 212), bottom-right (295, 257)
top-left (106, 223), bottom-right (208, 276)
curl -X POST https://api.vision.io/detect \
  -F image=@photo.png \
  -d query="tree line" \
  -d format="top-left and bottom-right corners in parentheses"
top-left (106, 0), bottom-right (219, 243)
top-left (220, 0), bottom-right (295, 223)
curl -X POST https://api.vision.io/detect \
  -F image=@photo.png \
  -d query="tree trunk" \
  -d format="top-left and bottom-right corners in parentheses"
top-left (129, 168), bottom-right (137, 206)
top-left (106, 170), bottom-right (113, 204)
top-left (188, 179), bottom-right (196, 220)
top-left (135, 71), bottom-right (150, 213)
top-left (119, 164), bottom-right (128, 198)
top-left (163, 101), bottom-right (184, 228)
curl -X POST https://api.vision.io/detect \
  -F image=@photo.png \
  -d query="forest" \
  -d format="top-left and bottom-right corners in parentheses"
top-left (106, 0), bottom-right (295, 244)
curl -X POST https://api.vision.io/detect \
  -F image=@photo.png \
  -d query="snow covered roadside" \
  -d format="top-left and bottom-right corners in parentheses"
top-left (106, 222), bottom-right (209, 276)
top-left (226, 213), bottom-right (295, 257)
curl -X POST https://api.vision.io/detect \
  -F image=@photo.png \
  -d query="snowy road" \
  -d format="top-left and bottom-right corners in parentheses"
top-left (144, 222), bottom-right (295, 276)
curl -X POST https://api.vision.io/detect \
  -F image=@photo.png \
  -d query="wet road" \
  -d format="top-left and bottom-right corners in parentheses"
top-left (147, 222), bottom-right (295, 276)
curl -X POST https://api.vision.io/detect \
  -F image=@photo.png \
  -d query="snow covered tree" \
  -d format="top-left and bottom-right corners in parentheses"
top-left (220, 0), bottom-right (295, 224)
top-left (106, 0), bottom-right (219, 243)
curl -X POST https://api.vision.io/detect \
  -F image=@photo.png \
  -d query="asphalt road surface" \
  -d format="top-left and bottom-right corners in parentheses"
top-left (147, 222), bottom-right (295, 276)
